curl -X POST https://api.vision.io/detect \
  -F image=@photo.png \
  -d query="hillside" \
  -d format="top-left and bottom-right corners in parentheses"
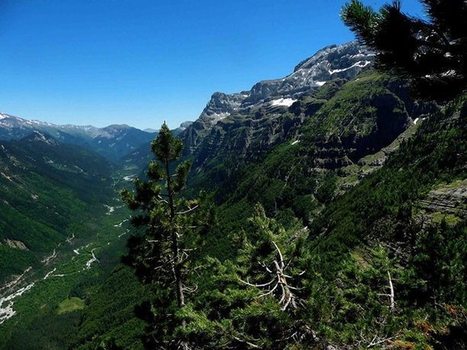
top-left (57, 89), bottom-right (465, 350)
top-left (45, 63), bottom-right (465, 350)
top-left (0, 131), bottom-right (141, 349)
top-left (0, 132), bottom-right (114, 282)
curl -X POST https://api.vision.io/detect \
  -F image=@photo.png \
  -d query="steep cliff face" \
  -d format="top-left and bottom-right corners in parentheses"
top-left (179, 41), bottom-right (443, 190)
top-left (182, 41), bottom-right (375, 154)
top-left (186, 71), bottom-right (438, 199)
top-left (246, 42), bottom-right (373, 104)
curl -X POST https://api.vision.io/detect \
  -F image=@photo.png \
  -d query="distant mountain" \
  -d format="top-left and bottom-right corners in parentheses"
top-left (120, 121), bottom-right (194, 173)
top-left (89, 124), bottom-right (156, 162)
top-left (122, 41), bottom-right (431, 183)
top-left (144, 121), bottom-right (193, 135)
top-left (0, 114), bottom-right (156, 162)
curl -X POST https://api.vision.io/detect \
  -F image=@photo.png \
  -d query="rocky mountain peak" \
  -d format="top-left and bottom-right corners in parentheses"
top-left (194, 41), bottom-right (374, 128)
top-left (199, 91), bottom-right (250, 125)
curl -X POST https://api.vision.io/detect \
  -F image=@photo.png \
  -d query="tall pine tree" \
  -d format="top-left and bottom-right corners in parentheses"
top-left (121, 122), bottom-right (210, 349)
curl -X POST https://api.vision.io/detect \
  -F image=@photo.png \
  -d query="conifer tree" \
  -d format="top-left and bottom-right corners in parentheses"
top-left (341, 0), bottom-right (466, 100)
top-left (183, 204), bottom-right (313, 349)
top-left (121, 122), bottom-right (209, 349)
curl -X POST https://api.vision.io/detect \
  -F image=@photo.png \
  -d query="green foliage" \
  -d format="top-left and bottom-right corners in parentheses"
top-left (3, 47), bottom-right (466, 350)
top-left (342, 0), bottom-right (467, 100)
top-left (175, 206), bottom-right (314, 349)
top-left (213, 71), bottom-right (411, 232)
top-left (57, 297), bottom-right (85, 314)
top-left (410, 221), bottom-right (466, 305)
top-left (74, 266), bottom-right (148, 350)
top-left (175, 94), bottom-right (466, 349)
top-left (0, 137), bottom-right (113, 283)
top-left (121, 123), bottom-right (213, 349)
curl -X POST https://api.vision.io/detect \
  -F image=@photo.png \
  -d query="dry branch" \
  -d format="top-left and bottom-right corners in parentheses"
top-left (239, 240), bottom-right (304, 311)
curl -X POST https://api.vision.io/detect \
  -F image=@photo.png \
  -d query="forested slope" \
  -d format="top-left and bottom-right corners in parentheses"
top-left (66, 88), bottom-right (465, 349)
top-left (0, 132), bottom-right (113, 282)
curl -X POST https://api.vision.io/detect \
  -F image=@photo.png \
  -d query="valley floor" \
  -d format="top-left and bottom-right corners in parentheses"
top-left (0, 189), bottom-right (133, 349)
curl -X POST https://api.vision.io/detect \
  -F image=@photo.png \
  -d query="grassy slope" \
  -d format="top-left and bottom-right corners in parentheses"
top-left (205, 72), bottom-right (416, 260)
top-left (297, 95), bottom-right (466, 346)
top-left (0, 199), bottom-right (146, 350)
top-left (188, 93), bottom-right (466, 348)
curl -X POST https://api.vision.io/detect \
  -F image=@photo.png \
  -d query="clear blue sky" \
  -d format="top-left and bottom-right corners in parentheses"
top-left (0, 0), bottom-right (424, 129)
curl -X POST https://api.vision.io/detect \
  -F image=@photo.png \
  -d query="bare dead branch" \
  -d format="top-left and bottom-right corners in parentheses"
top-left (388, 271), bottom-right (395, 312)
top-left (232, 335), bottom-right (261, 349)
top-left (239, 278), bottom-right (275, 288)
top-left (239, 240), bottom-right (304, 311)
top-left (176, 205), bottom-right (199, 215)
top-left (378, 271), bottom-right (395, 312)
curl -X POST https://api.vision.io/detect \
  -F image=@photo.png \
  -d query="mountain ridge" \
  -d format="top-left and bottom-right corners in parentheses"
top-left (193, 41), bottom-right (374, 128)
top-left (0, 113), bottom-right (157, 162)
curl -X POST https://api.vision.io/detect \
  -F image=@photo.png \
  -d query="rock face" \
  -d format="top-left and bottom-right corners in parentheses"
top-left (22, 131), bottom-right (60, 147)
top-left (3, 239), bottom-right (28, 251)
top-left (419, 181), bottom-right (467, 217)
top-left (180, 41), bottom-right (438, 188)
top-left (182, 42), bottom-right (375, 157)
top-left (193, 41), bottom-right (374, 126)
top-left (199, 92), bottom-right (249, 125)
top-left (246, 42), bottom-right (373, 104)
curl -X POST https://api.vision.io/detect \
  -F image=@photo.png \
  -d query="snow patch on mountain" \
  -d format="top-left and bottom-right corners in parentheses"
top-left (271, 98), bottom-right (297, 107)
top-left (193, 41), bottom-right (374, 129)
top-left (329, 60), bottom-right (371, 74)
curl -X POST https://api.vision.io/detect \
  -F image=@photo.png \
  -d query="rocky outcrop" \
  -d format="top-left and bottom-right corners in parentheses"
top-left (198, 92), bottom-right (249, 125)
top-left (2, 239), bottom-right (29, 251)
top-left (245, 42), bottom-right (373, 105)
top-left (418, 181), bottom-right (467, 217)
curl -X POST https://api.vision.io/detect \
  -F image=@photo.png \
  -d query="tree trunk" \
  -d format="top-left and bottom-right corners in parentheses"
top-left (165, 160), bottom-right (185, 308)
top-left (166, 160), bottom-right (189, 350)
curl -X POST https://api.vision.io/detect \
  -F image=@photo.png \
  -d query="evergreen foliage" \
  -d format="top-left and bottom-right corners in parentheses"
top-left (121, 123), bottom-right (212, 349)
top-left (342, 0), bottom-right (467, 100)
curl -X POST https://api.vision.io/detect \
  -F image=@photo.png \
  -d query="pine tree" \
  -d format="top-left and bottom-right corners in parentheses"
top-left (184, 204), bottom-right (313, 349)
top-left (121, 122), bottom-right (210, 349)
top-left (341, 0), bottom-right (466, 100)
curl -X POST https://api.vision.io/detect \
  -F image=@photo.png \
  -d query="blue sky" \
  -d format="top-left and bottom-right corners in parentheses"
top-left (0, 0), bottom-right (424, 129)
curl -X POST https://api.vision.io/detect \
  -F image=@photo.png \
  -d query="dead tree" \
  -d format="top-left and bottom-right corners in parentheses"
top-left (378, 271), bottom-right (395, 312)
top-left (240, 240), bottom-right (304, 311)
